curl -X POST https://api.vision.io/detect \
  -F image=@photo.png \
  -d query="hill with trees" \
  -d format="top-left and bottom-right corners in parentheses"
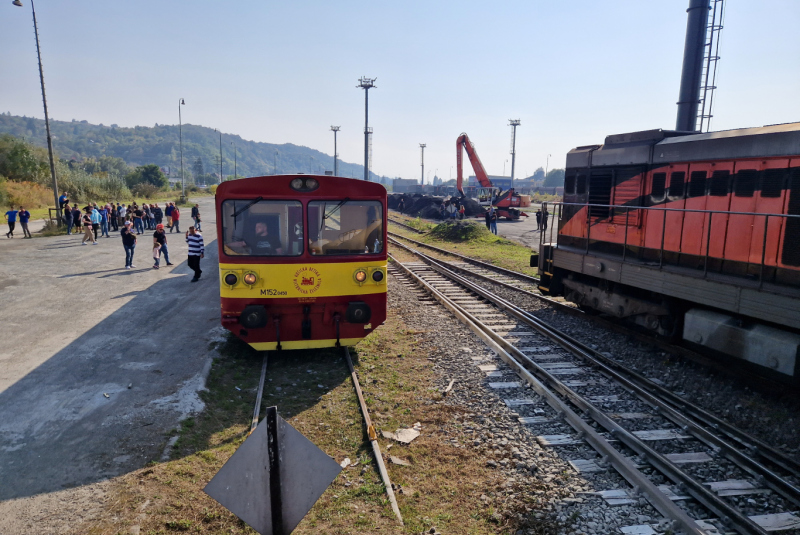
top-left (0, 112), bottom-right (390, 185)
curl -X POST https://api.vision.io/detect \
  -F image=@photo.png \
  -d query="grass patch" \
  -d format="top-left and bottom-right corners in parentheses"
top-left (392, 216), bottom-right (537, 277)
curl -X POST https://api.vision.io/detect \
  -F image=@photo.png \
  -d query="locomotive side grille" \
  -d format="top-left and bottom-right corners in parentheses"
top-left (781, 168), bottom-right (800, 266)
top-left (689, 171), bottom-right (707, 197)
top-left (576, 174), bottom-right (587, 195)
top-left (669, 171), bottom-right (685, 198)
top-left (734, 169), bottom-right (758, 197)
top-left (709, 170), bottom-right (731, 196)
top-left (761, 168), bottom-right (787, 198)
top-left (588, 170), bottom-right (613, 219)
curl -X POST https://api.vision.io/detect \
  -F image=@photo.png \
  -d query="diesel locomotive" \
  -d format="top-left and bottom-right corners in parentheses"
top-left (538, 122), bottom-right (800, 380)
top-left (215, 175), bottom-right (387, 351)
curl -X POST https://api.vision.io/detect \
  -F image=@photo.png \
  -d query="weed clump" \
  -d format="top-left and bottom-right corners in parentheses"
top-left (428, 220), bottom-right (492, 242)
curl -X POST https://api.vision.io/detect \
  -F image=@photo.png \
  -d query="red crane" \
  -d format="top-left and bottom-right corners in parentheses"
top-left (456, 132), bottom-right (528, 220)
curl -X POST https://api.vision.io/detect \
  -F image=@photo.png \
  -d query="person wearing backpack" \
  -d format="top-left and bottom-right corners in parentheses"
top-left (170, 205), bottom-right (181, 233)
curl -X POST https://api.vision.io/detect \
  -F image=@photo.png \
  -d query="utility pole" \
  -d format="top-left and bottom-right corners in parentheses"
top-left (179, 98), bottom-right (186, 201)
top-left (509, 119), bottom-right (520, 190)
top-left (274, 151), bottom-right (278, 175)
top-left (419, 143), bottom-right (426, 186)
top-left (357, 77), bottom-right (376, 181)
top-left (330, 126), bottom-right (340, 176)
top-left (231, 142), bottom-right (237, 179)
top-left (214, 128), bottom-right (223, 182)
top-left (13, 0), bottom-right (60, 221)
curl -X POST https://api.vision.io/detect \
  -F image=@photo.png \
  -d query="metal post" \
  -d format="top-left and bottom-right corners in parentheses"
top-left (274, 151), bottom-right (278, 175)
top-left (419, 144), bottom-right (426, 186)
top-left (759, 215), bottom-right (769, 289)
top-left (659, 209), bottom-right (667, 268)
top-left (16, 0), bottom-right (60, 222)
top-left (357, 77), bottom-right (376, 181)
top-left (178, 98), bottom-right (185, 201)
top-left (704, 211), bottom-right (713, 276)
top-left (265, 406), bottom-right (284, 535)
top-left (215, 128), bottom-right (223, 182)
top-left (231, 142), bottom-right (237, 179)
top-left (509, 119), bottom-right (520, 190)
top-left (331, 126), bottom-right (340, 176)
top-left (623, 208), bottom-right (630, 262)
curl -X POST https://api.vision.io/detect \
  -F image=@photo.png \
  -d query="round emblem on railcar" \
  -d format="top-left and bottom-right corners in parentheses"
top-left (292, 266), bottom-right (322, 295)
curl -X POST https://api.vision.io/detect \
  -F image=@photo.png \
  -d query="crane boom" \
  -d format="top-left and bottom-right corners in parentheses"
top-left (456, 133), bottom-right (493, 196)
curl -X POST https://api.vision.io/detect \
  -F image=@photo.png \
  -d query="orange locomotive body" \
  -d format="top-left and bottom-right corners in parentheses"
top-left (216, 175), bottom-right (387, 351)
top-left (539, 123), bottom-right (800, 379)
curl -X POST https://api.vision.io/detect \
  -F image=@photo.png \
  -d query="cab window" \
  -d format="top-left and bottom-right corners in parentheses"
top-left (308, 200), bottom-right (383, 255)
top-left (221, 199), bottom-right (303, 256)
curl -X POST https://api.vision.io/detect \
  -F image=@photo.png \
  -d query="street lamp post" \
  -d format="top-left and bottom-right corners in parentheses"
top-left (274, 151), bottom-right (278, 175)
top-left (509, 119), bottom-right (520, 191)
top-left (231, 142), bottom-right (237, 179)
top-left (419, 143), bottom-right (425, 186)
top-left (357, 77), bottom-right (376, 181)
top-left (178, 98), bottom-right (186, 201)
top-left (214, 128), bottom-right (223, 183)
top-left (330, 126), bottom-right (340, 176)
top-left (13, 0), bottom-right (61, 222)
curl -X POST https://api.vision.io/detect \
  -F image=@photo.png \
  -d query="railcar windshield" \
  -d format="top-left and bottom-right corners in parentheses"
top-left (308, 200), bottom-right (383, 255)
top-left (221, 199), bottom-right (303, 256)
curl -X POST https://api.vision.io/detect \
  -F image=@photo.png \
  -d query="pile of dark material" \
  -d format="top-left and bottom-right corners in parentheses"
top-left (388, 193), bottom-right (485, 218)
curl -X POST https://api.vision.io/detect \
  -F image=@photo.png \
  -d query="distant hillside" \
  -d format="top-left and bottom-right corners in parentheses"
top-left (0, 113), bottom-right (389, 183)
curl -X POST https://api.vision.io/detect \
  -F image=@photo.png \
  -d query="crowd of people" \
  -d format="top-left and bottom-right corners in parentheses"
top-left (49, 193), bottom-right (205, 281)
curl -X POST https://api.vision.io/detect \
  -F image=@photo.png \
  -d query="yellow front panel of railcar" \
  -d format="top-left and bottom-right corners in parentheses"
top-left (219, 260), bottom-right (387, 298)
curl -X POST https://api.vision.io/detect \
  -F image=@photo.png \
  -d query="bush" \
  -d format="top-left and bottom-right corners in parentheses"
top-left (429, 220), bottom-right (491, 242)
top-left (6, 180), bottom-right (52, 209)
top-left (131, 183), bottom-right (161, 198)
top-left (0, 175), bottom-right (8, 208)
top-left (208, 184), bottom-right (217, 195)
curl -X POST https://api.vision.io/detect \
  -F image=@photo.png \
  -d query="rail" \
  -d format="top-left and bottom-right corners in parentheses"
top-left (539, 202), bottom-right (800, 289)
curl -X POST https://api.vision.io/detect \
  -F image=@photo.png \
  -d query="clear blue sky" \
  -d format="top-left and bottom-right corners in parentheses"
top-left (2, 1), bottom-right (798, 182)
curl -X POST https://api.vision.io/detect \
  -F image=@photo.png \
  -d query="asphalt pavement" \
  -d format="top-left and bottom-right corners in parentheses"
top-left (0, 197), bottom-right (219, 503)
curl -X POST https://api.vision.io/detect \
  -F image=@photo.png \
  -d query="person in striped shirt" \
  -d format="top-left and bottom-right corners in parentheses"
top-left (185, 226), bottom-right (204, 282)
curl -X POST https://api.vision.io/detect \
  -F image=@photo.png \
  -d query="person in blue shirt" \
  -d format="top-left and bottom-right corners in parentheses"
top-left (18, 207), bottom-right (32, 238)
top-left (58, 192), bottom-right (69, 210)
top-left (4, 208), bottom-right (18, 238)
top-left (99, 206), bottom-right (110, 238)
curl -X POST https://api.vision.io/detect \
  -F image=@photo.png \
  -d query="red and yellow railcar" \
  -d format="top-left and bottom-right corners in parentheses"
top-left (216, 175), bottom-right (387, 351)
top-left (539, 123), bottom-right (800, 379)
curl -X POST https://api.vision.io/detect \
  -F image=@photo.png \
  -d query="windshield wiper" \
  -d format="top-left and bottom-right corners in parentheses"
top-left (232, 196), bottom-right (263, 218)
top-left (319, 197), bottom-right (350, 232)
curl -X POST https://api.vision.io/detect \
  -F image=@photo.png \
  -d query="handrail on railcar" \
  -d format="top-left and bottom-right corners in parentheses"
top-left (539, 201), bottom-right (800, 290)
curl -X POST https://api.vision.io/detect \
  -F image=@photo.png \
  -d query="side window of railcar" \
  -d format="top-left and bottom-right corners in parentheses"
top-left (668, 171), bottom-right (685, 199)
top-left (734, 169), bottom-right (758, 197)
top-left (761, 169), bottom-right (787, 198)
top-left (688, 171), bottom-right (707, 197)
top-left (308, 200), bottom-right (383, 255)
top-left (221, 199), bottom-right (303, 256)
top-left (709, 170), bottom-right (731, 196)
top-left (650, 172), bottom-right (667, 204)
top-left (564, 171), bottom-right (577, 195)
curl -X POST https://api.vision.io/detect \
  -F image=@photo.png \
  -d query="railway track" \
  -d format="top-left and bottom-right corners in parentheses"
top-left (389, 239), bottom-right (800, 535)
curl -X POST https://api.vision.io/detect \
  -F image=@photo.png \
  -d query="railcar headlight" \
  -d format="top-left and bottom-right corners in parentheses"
top-left (354, 269), bottom-right (367, 283)
top-left (305, 178), bottom-right (319, 190)
top-left (224, 273), bottom-right (238, 286)
top-left (290, 177), bottom-right (321, 192)
top-left (290, 178), bottom-right (304, 190)
top-left (372, 270), bottom-right (384, 282)
top-left (243, 272), bottom-right (258, 285)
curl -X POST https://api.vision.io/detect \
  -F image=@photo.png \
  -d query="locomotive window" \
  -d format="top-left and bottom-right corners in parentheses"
top-left (668, 171), bottom-right (685, 198)
top-left (564, 172), bottom-right (577, 195)
top-left (688, 171), bottom-right (707, 197)
top-left (222, 199), bottom-right (303, 256)
top-left (308, 200), bottom-right (383, 255)
top-left (761, 169), bottom-right (786, 198)
top-left (576, 174), bottom-right (587, 195)
top-left (734, 169), bottom-right (757, 197)
top-left (650, 172), bottom-right (667, 202)
top-left (709, 170), bottom-right (731, 196)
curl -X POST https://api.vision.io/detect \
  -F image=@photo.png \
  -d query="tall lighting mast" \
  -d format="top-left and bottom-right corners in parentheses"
top-left (331, 126), bottom-right (340, 176)
top-left (419, 144), bottom-right (426, 186)
top-left (357, 77), bottom-right (376, 181)
top-left (509, 119), bottom-right (520, 190)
